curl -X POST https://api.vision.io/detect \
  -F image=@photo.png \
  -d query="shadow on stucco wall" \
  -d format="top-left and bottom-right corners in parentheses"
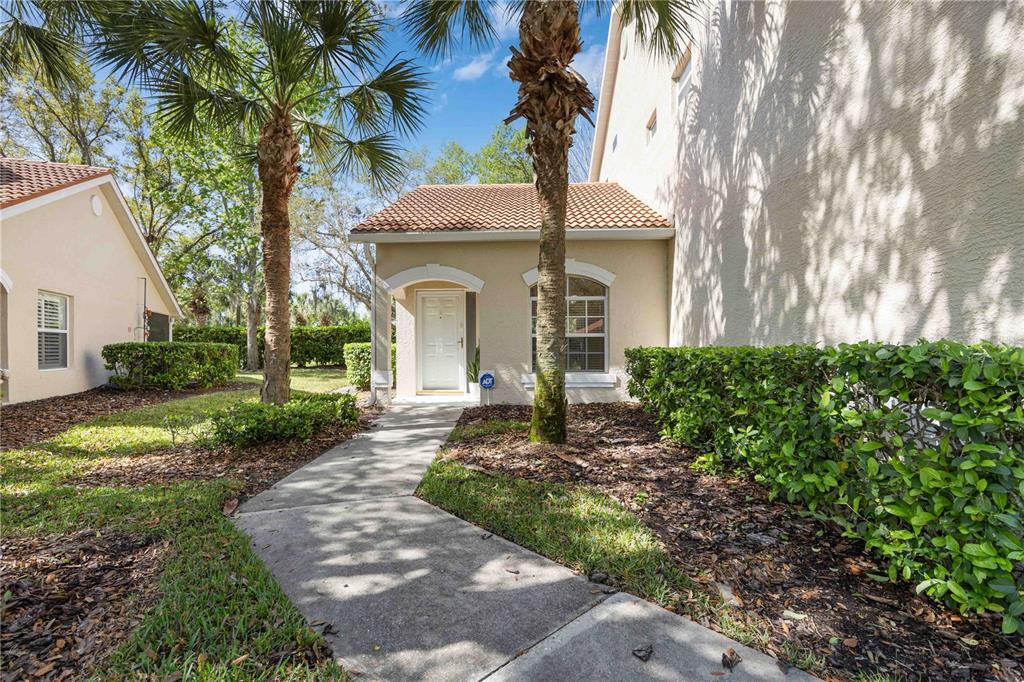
top-left (663, 0), bottom-right (1024, 346)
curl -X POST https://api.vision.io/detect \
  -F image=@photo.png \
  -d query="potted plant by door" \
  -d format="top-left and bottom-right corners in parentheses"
top-left (467, 345), bottom-right (481, 402)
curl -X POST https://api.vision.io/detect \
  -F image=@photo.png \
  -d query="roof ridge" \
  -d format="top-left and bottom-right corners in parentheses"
top-left (1, 157), bottom-right (114, 210)
top-left (0, 156), bottom-right (112, 174)
top-left (353, 181), bottom-right (669, 234)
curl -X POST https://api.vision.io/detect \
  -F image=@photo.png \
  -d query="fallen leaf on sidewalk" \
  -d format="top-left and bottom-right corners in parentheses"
top-left (222, 498), bottom-right (239, 516)
top-left (632, 644), bottom-right (653, 662)
top-left (722, 647), bottom-right (742, 670)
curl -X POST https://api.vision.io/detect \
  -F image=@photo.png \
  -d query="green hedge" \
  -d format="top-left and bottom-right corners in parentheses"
top-left (343, 342), bottom-right (371, 390)
top-left (210, 393), bottom-right (360, 446)
top-left (174, 322), bottom-right (370, 367)
top-left (103, 342), bottom-right (237, 390)
top-left (626, 341), bottom-right (1024, 633)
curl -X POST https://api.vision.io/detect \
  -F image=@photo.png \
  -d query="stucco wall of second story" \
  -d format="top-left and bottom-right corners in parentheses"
top-left (593, 0), bottom-right (1024, 347)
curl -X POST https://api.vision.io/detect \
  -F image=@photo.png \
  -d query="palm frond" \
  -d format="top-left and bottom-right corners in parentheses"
top-left (403, 0), bottom-right (499, 59)
top-left (245, 0), bottom-right (311, 103)
top-left (0, 0), bottom-right (81, 88)
top-left (292, 113), bottom-right (404, 193)
top-left (618, 0), bottom-right (701, 59)
top-left (91, 0), bottom-right (237, 86)
top-left (150, 66), bottom-right (266, 139)
top-left (291, 0), bottom-right (384, 82)
top-left (292, 110), bottom-right (345, 171)
top-left (335, 56), bottom-right (430, 136)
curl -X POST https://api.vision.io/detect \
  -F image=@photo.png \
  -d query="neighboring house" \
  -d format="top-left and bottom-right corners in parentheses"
top-left (591, 0), bottom-right (1024, 347)
top-left (351, 183), bottom-right (673, 404)
top-left (0, 158), bottom-right (182, 404)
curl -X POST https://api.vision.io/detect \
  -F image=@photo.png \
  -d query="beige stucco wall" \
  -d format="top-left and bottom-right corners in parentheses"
top-left (595, 0), bottom-right (1024, 346)
top-left (1, 184), bottom-right (176, 404)
top-left (377, 239), bottom-right (670, 404)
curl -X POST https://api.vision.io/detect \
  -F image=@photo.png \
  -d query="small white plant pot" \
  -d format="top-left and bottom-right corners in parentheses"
top-left (468, 382), bottom-right (481, 402)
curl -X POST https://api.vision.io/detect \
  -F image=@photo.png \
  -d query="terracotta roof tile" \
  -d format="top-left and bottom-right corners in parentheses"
top-left (353, 182), bottom-right (670, 233)
top-left (1, 157), bottom-right (112, 209)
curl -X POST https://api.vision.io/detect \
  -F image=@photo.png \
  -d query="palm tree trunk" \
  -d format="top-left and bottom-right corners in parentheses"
top-left (257, 113), bottom-right (300, 405)
top-left (508, 0), bottom-right (594, 443)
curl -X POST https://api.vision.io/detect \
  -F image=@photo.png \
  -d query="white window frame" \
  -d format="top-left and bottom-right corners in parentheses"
top-left (530, 275), bottom-right (609, 374)
top-left (645, 109), bottom-right (658, 143)
top-left (672, 47), bottom-right (693, 110)
top-left (37, 291), bottom-right (70, 371)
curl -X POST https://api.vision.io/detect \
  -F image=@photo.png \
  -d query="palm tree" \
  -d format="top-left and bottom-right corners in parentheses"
top-left (0, 0), bottom-right (86, 88)
top-left (88, 0), bottom-right (428, 404)
top-left (404, 0), bottom-right (696, 442)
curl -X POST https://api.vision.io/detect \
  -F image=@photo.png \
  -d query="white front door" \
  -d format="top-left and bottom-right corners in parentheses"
top-left (418, 291), bottom-right (465, 392)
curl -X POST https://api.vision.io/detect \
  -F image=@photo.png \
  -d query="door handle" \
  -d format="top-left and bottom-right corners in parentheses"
top-left (459, 337), bottom-right (464, 348)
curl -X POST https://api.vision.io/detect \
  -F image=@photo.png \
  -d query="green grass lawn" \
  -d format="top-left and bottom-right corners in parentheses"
top-left (445, 418), bottom-right (528, 443)
top-left (1, 388), bottom-right (344, 680)
top-left (418, 422), bottom-right (832, 676)
top-left (418, 458), bottom-right (706, 611)
top-left (236, 367), bottom-right (349, 394)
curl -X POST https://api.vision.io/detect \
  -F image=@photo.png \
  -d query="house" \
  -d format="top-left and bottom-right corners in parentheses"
top-left (590, 0), bottom-right (1024, 348)
top-left (0, 158), bottom-right (182, 404)
top-left (350, 183), bottom-right (673, 404)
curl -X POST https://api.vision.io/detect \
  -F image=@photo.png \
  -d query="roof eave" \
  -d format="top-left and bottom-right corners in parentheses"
top-left (0, 171), bottom-right (113, 213)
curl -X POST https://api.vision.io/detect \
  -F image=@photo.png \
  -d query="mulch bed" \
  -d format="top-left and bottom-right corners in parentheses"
top-left (1, 383), bottom-right (252, 450)
top-left (2, 392), bottom-right (380, 680)
top-left (0, 530), bottom-right (168, 681)
top-left (443, 404), bottom-right (1024, 682)
top-left (70, 409), bottom-right (380, 498)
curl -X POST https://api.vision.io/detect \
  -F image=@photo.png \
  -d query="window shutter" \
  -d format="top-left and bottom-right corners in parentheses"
top-left (38, 296), bottom-right (65, 330)
top-left (37, 293), bottom-right (69, 369)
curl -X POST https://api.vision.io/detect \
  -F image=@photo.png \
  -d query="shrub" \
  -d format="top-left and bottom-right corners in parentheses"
top-left (344, 343), bottom-right (371, 390)
top-left (291, 324), bottom-right (371, 367)
top-left (626, 341), bottom-right (1024, 633)
top-left (210, 393), bottom-right (360, 446)
top-left (174, 322), bottom-right (370, 367)
top-left (103, 342), bottom-right (237, 390)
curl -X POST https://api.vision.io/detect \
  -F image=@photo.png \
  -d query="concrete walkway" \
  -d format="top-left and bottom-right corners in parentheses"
top-left (235, 403), bottom-right (815, 681)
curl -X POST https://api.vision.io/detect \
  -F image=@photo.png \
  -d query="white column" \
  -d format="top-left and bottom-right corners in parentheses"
top-left (371, 272), bottom-right (392, 405)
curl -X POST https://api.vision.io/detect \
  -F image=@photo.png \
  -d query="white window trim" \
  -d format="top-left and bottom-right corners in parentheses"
top-left (673, 48), bottom-right (694, 112)
top-left (529, 275), bottom-right (609, 375)
top-left (521, 260), bottom-right (616, 287)
top-left (645, 109), bottom-right (658, 143)
top-left (37, 291), bottom-right (70, 371)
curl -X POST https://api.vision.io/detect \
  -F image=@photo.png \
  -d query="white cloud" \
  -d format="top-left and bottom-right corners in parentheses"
top-left (431, 92), bottom-right (449, 113)
top-left (491, 3), bottom-right (518, 42)
top-left (453, 51), bottom-right (498, 81)
top-left (572, 44), bottom-right (606, 98)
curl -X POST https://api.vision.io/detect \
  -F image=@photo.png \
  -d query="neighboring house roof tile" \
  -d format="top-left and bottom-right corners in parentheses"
top-left (352, 182), bottom-right (671, 233)
top-left (0, 157), bottom-right (112, 209)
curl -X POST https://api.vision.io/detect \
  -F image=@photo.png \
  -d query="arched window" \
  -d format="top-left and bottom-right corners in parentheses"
top-left (530, 276), bottom-right (607, 372)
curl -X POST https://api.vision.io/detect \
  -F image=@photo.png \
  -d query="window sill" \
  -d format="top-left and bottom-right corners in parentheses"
top-left (520, 372), bottom-right (617, 389)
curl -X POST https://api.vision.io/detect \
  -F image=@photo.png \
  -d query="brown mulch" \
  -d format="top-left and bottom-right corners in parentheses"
top-left (0, 530), bottom-right (168, 681)
top-left (1, 392), bottom-right (380, 680)
top-left (443, 404), bottom-right (1024, 682)
top-left (1, 383), bottom-right (252, 449)
top-left (70, 408), bottom-right (380, 497)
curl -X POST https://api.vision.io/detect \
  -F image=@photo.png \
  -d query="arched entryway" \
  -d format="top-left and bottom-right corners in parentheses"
top-left (378, 264), bottom-right (484, 398)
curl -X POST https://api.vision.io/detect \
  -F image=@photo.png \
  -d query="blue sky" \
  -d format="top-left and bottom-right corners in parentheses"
top-left (383, 4), bottom-right (611, 157)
